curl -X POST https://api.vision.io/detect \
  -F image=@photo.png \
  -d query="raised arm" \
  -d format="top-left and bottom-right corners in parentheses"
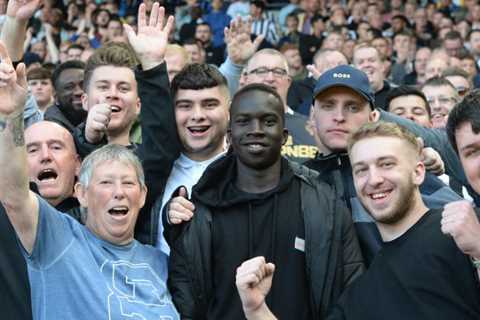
top-left (44, 23), bottom-right (60, 64)
top-left (1, 0), bottom-right (40, 61)
top-left (124, 3), bottom-right (173, 71)
top-left (220, 17), bottom-right (264, 95)
top-left (124, 3), bottom-right (181, 244)
top-left (236, 257), bottom-right (278, 320)
top-left (0, 41), bottom-right (38, 253)
top-left (1, 0), bottom-right (42, 128)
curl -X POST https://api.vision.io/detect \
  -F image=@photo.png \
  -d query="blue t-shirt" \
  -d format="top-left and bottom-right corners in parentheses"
top-left (24, 196), bottom-right (179, 320)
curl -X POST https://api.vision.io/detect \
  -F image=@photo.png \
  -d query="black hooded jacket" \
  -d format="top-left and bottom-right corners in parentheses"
top-left (166, 154), bottom-right (364, 320)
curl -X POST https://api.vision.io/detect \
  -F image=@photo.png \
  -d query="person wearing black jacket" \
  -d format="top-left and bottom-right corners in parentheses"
top-left (44, 61), bottom-right (86, 133)
top-left (0, 204), bottom-right (33, 320)
top-left (166, 83), bottom-right (364, 320)
top-left (235, 122), bottom-right (480, 320)
top-left (306, 65), bottom-right (462, 265)
top-left (70, 6), bottom-right (181, 243)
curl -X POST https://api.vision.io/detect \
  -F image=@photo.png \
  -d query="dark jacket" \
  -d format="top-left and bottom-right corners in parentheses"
top-left (379, 110), bottom-right (480, 204)
top-left (287, 76), bottom-right (316, 114)
top-left (69, 63), bottom-right (180, 244)
top-left (44, 103), bottom-right (87, 133)
top-left (0, 204), bottom-right (33, 320)
top-left (166, 154), bottom-right (365, 320)
top-left (305, 151), bottom-right (463, 265)
top-left (133, 63), bottom-right (181, 244)
top-left (374, 80), bottom-right (397, 110)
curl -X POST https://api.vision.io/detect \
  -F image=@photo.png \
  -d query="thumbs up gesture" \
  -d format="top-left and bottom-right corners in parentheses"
top-left (168, 186), bottom-right (195, 224)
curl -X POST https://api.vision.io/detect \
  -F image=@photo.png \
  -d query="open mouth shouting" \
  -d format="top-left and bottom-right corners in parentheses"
top-left (37, 168), bottom-right (58, 184)
top-left (188, 125), bottom-right (210, 137)
top-left (108, 206), bottom-right (129, 220)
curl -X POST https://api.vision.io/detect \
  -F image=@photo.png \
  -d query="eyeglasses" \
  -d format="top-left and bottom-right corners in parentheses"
top-left (248, 67), bottom-right (289, 78)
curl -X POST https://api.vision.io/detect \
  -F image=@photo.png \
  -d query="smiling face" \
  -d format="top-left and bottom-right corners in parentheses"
top-left (245, 52), bottom-right (291, 107)
top-left (77, 160), bottom-right (146, 245)
top-left (388, 95), bottom-right (432, 128)
top-left (25, 121), bottom-right (81, 206)
top-left (350, 136), bottom-right (425, 226)
top-left (422, 84), bottom-right (457, 128)
top-left (56, 67), bottom-right (84, 112)
top-left (83, 65), bottom-right (140, 138)
top-left (229, 90), bottom-right (288, 170)
top-left (353, 47), bottom-right (384, 92)
top-left (174, 86), bottom-right (229, 161)
top-left (455, 121), bottom-right (480, 193)
top-left (313, 86), bottom-right (373, 154)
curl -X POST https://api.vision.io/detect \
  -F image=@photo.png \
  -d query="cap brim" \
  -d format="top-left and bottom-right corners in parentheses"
top-left (313, 84), bottom-right (374, 109)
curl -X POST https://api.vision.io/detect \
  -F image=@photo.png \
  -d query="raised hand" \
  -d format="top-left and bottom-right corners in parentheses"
top-left (441, 200), bottom-right (480, 260)
top-left (6, 0), bottom-right (41, 21)
top-left (224, 16), bottom-right (264, 65)
top-left (124, 2), bottom-right (174, 70)
top-left (85, 103), bottom-right (111, 143)
top-left (421, 147), bottom-right (445, 176)
top-left (236, 257), bottom-right (276, 319)
top-left (0, 41), bottom-right (27, 118)
top-left (306, 64), bottom-right (322, 80)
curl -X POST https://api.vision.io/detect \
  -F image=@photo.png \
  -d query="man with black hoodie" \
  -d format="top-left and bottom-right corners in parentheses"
top-left (166, 83), bottom-right (364, 320)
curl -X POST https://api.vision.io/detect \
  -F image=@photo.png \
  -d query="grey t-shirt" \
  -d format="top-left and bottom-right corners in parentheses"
top-left (24, 196), bottom-right (179, 320)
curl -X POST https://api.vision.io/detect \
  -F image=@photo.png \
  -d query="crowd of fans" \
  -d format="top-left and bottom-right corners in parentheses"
top-left (1, 0), bottom-right (480, 319)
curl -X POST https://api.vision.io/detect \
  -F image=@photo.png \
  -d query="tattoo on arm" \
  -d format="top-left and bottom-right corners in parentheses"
top-left (0, 112), bottom-right (24, 146)
top-left (10, 113), bottom-right (24, 147)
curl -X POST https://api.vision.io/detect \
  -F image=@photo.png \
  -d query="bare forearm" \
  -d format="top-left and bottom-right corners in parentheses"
top-left (0, 111), bottom-right (30, 210)
top-left (244, 303), bottom-right (277, 320)
top-left (0, 109), bottom-right (38, 252)
top-left (0, 17), bottom-right (28, 61)
top-left (45, 33), bottom-right (59, 64)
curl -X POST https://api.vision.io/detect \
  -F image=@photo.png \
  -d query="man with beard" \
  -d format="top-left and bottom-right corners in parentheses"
top-left (236, 122), bottom-right (480, 320)
top-left (306, 65), bottom-right (461, 264)
top-left (328, 121), bottom-right (480, 319)
top-left (167, 83), bottom-right (364, 320)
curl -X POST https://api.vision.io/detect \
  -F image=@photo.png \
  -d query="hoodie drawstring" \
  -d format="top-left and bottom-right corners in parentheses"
top-left (248, 202), bottom-right (253, 258)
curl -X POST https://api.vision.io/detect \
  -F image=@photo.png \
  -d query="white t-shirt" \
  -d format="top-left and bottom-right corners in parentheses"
top-left (157, 153), bottom-right (225, 255)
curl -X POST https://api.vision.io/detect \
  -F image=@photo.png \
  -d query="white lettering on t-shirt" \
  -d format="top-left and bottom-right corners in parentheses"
top-left (101, 260), bottom-right (178, 319)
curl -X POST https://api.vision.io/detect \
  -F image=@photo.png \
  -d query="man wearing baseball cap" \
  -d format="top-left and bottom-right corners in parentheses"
top-left (304, 65), bottom-right (462, 264)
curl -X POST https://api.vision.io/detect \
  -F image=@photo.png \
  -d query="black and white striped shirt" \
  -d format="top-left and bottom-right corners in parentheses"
top-left (251, 18), bottom-right (279, 45)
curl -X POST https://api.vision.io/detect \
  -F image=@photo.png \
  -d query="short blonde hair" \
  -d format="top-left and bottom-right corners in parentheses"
top-left (166, 44), bottom-right (189, 63)
top-left (353, 42), bottom-right (383, 62)
top-left (347, 121), bottom-right (421, 156)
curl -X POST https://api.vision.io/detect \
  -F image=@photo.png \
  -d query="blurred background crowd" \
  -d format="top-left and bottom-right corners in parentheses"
top-left (6, 0), bottom-right (480, 121)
